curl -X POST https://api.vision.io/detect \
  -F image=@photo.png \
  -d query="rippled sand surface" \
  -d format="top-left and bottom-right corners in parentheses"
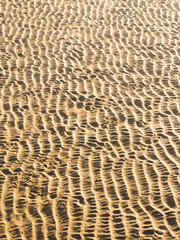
top-left (0, 0), bottom-right (180, 239)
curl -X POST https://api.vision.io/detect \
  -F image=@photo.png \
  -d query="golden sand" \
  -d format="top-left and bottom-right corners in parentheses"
top-left (0, 0), bottom-right (180, 239)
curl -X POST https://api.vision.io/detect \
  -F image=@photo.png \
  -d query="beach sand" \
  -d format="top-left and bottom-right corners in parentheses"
top-left (0, 0), bottom-right (180, 239)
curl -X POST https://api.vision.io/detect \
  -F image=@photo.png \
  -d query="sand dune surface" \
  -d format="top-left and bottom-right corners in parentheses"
top-left (0, 0), bottom-right (180, 239)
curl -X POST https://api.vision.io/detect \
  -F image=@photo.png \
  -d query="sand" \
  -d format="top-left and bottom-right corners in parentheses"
top-left (0, 0), bottom-right (180, 239)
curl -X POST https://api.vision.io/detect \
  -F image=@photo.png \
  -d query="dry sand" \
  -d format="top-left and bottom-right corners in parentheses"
top-left (0, 0), bottom-right (180, 239)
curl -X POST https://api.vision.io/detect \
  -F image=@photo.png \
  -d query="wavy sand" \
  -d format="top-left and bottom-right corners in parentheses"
top-left (0, 0), bottom-right (180, 239)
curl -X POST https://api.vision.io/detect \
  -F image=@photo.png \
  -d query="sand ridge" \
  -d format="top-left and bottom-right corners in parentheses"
top-left (0, 0), bottom-right (180, 239)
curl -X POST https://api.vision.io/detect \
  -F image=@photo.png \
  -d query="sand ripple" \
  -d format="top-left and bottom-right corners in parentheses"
top-left (0, 0), bottom-right (180, 239)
